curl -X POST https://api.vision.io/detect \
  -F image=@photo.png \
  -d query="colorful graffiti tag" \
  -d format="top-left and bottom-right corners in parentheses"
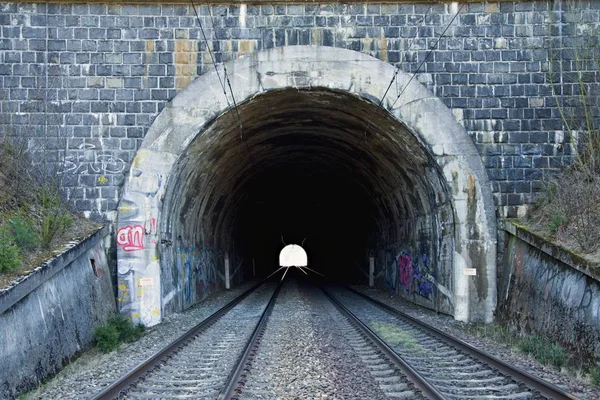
top-left (398, 253), bottom-right (414, 292)
top-left (117, 218), bottom-right (158, 252)
top-left (176, 245), bottom-right (218, 309)
top-left (414, 253), bottom-right (434, 297)
top-left (386, 249), bottom-right (434, 299)
top-left (117, 225), bottom-right (145, 251)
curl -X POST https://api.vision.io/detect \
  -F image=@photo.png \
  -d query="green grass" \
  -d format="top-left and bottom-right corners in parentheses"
top-left (589, 365), bottom-right (600, 387)
top-left (518, 335), bottom-right (569, 368)
top-left (370, 321), bottom-right (428, 354)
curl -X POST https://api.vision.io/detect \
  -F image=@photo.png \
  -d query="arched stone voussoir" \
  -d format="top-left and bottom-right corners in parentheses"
top-left (254, 46), bottom-right (435, 107)
top-left (117, 46), bottom-right (498, 326)
top-left (393, 97), bottom-right (478, 154)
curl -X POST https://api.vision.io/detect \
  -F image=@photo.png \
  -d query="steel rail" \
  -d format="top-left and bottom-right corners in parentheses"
top-left (322, 287), bottom-right (446, 400)
top-left (217, 279), bottom-right (284, 399)
top-left (345, 286), bottom-right (581, 400)
top-left (90, 280), bottom-right (268, 400)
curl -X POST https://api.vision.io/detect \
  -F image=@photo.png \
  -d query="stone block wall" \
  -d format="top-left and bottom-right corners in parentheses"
top-left (0, 1), bottom-right (597, 220)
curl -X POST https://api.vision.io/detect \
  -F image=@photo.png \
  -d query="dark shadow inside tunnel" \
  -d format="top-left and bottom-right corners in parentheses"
top-left (236, 162), bottom-right (376, 282)
top-left (159, 87), bottom-right (455, 315)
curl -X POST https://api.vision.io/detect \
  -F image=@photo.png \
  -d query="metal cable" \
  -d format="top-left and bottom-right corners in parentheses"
top-left (362, 3), bottom-right (465, 143)
top-left (390, 3), bottom-right (465, 109)
top-left (190, 0), bottom-right (257, 169)
top-left (361, 4), bottom-right (433, 143)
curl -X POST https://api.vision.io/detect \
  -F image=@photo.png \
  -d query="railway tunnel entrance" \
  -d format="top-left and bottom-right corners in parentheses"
top-left (116, 46), bottom-right (497, 327)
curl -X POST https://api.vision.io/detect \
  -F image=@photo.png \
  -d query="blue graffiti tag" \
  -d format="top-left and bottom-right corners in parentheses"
top-left (414, 253), bottom-right (434, 298)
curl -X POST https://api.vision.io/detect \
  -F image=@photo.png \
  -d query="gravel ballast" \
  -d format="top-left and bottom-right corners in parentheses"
top-left (18, 281), bottom-right (600, 399)
top-left (239, 279), bottom-right (390, 400)
top-left (353, 285), bottom-right (600, 400)
top-left (21, 282), bottom-right (257, 399)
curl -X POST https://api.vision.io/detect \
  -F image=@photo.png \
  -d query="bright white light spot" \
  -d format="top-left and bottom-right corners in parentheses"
top-left (279, 244), bottom-right (308, 267)
top-left (450, 2), bottom-right (458, 14)
top-left (239, 4), bottom-right (247, 29)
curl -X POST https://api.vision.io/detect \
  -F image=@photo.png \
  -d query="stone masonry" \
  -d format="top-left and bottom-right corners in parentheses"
top-left (0, 1), bottom-right (597, 220)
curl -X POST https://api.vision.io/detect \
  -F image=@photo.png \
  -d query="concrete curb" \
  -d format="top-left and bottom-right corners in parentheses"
top-left (502, 220), bottom-right (600, 282)
top-left (0, 225), bottom-right (108, 315)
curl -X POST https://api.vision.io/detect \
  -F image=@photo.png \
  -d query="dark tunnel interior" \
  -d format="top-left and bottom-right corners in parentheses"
top-left (161, 87), bottom-right (453, 294)
top-left (236, 161), bottom-right (376, 281)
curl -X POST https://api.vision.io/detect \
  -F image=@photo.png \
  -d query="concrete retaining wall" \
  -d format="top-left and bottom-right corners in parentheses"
top-left (0, 227), bottom-right (115, 399)
top-left (498, 222), bottom-right (600, 361)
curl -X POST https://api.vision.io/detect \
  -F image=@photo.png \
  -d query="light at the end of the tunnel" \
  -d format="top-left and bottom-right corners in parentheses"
top-left (279, 244), bottom-right (308, 267)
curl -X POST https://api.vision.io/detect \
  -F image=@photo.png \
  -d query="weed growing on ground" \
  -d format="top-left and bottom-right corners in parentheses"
top-left (466, 323), bottom-right (519, 348)
top-left (370, 321), bottom-right (427, 354)
top-left (39, 188), bottom-right (73, 249)
top-left (94, 314), bottom-right (146, 353)
top-left (468, 325), bottom-right (584, 372)
top-left (518, 335), bottom-right (569, 368)
top-left (94, 323), bottom-right (120, 353)
top-left (547, 213), bottom-right (568, 235)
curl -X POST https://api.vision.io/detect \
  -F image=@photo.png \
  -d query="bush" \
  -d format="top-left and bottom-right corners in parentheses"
top-left (7, 213), bottom-right (38, 250)
top-left (109, 314), bottom-right (145, 343)
top-left (94, 314), bottom-right (145, 353)
top-left (531, 5), bottom-right (600, 254)
top-left (0, 228), bottom-right (21, 272)
top-left (519, 335), bottom-right (569, 368)
top-left (39, 188), bottom-right (73, 249)
top-left (94, 323), bottom-right (120, 353)
top-left (547, 213), bottom-right (568, 235)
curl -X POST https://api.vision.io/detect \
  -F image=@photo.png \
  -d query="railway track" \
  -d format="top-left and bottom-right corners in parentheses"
top-left (91, 275), bottom-right (581, 400)
top-left (228, 278), bottom-right (430, 399)
top-left (324, 285), bottom-right (581, 400)
top-left (90, 280), bottom-right (281, 400)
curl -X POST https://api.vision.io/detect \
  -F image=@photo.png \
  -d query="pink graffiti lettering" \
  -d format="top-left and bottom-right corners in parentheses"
top-left (117, 225), bottom-right (145, 252)
top-left (398, 254), bottom-right (414, 293)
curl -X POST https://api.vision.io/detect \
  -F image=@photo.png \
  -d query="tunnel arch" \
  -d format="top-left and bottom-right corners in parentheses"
top-left (116, 46), bottom-right (497, 326)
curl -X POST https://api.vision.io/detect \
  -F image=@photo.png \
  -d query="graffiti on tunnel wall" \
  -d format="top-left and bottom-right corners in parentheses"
top-left (385, 249), bottom-right (434, 299)
top-left (117, 218), bottom-right (157, 252)
top-left (176, 245), bottom-right (218, 309)
top-left (117, 210), bottom-right (161, 325)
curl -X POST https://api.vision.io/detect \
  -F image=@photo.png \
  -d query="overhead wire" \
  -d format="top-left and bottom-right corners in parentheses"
top-left (190, 0), bottom-right (257, 169)
top-left (390, 3), bottom-right (465, 109)
top-left (361, 3), bottom-right (465, 143)
top-left (361, 4), bottom-right (433, 143)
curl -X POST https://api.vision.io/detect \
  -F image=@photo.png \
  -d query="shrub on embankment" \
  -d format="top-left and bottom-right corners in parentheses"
top-left (523, 4), bottom-right (600, 259)
top-left (517, 3), bottom-right (600, 387)
top-left (94, 314), bottom-right (146, 353)
top-left (0, 139), bottom-right (98, 283)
